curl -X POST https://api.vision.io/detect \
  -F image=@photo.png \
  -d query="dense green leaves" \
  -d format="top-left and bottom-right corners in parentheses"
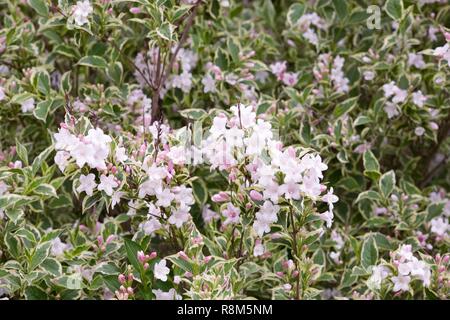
top-left (384, 0), bottom-right (404, 21)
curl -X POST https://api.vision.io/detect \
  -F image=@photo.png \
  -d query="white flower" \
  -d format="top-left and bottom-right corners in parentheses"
top-left (329, 251), bottom-right (341, 264)
top-left (72, 0), bottom-right (93, 26)
top-left (21, 98), bottom-right (35, 113)
top-left (391, 275), bottom-right (411, 292)
top-left (0, 181), bottom-right (8, 195)
top-left (77, 173), bottom-right (97, 196)
top-left (430, 217), bottom-right (449, 237)
top-left (384, 102), bottom-right (400, 119)
top-left (253, 201), bottom-right (279, 237)
top-left (111, 191), bottom-right (125, 209)
top-left (269, 61), bottom-right (287, 79)
top-left (152, 288), bottom-right (181, 300)
top-left (202, 205), bottom-right (219, 223)
top-left (155, 188), bottom-right (175, 207)
top-left (70, 141), bottom-right (96, 168)
top-left (397, 244), bottom-right (414, 262)
top-left (202, 73), bottom-right (216, 93)
top-left (97, 174), bottom-right (118, 196)
top-left (398, 263), bottom-right (411, 276)
top-left (363, 71), bottom-right (375, 81)
top-left (412, 90), bottom-right (427, 108)
top-left (115, 147), bottom-right (128, 163)
top-left (368, 265), bottom-right (391, 290)
top-left (54, 128), bottom-right (79, 151)
top-left (319, 210), bottom-right (334, 228)
top-left (172, 185), bottom-right (194, 207)
top-left (140, 217), bottom-right (162, 235)
top-left (154, 259), bottom-right (170, 282)
top-left (0, 86), bottom-right (5, 101)
top-left (322, 187), bottom-right (339, 212)
top-left (222, 202), bottom-right (240, 226)
top-left (54, 151), bottom-right (70, 172)
top-left (168, 206), bottom-right (190, 228)
top-left (414, 127), bottom-right (425, 137)
top-left (433, 43), bottom-right (450, 66)
top-left (253, 242), bottom-right (265, 257)
top-left (408, 53), bottom-right (426, 69)
top-left (51, 237), bottom-right (69, 256)
top-left (392, 87), bottom-right (407, 104)
top-left (383, 81), bottom-right (397, 98)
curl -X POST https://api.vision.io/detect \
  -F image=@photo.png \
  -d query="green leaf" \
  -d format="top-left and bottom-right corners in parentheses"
top-left (37, 71), bottom-right (51, 95)
top-left (333, 96), bottom-right (358, 118)
top-left (427, 202), bottom-right (444, 221)
top-left (0, 194), bottom-right (34, 210)
top-left (179, 108), bottom-right (206, 120)
top-left (78, 56), bottom-right (108, 69)
top-left (157, 22), bottom-right (175, 41)
top-left (332, 0), bottom-right (348, 20)
top-left (24, 286), bottom-right (48, 300)
top-left (34, 184), bottom-right (58, 198)
top-left (28, 0), bottom-right (49, 17)
top-left (361, 236), bottom-right (378, 269)
top-left (41, 258), bottom-right (63, 277)
top-left (95, 262), bottom-right (121, 275)
top-left (33, 100), bottom-right (52, 122)
top-left (384, 0), bottom-right (404, 21)
top-left (191, 178), bottom-right (207, 205)
top-left (287, 3), bottom-right (305, 26)
top-left (16, 139), bottom-right (29, 166)
top-left (124, 238), bottom-right (143, 272)
top-left (227, 38), bottom-right (239, 62)
top-left (54, 274), bottom-right (84, 289)
top-left (106, 62), bottom-right (123, 85)
top-left (353, 115), bottom-right (371, 126)
top-left (166, 255), bottom-right (194, 273)
top-left (30, 242), bottom-right (52, 271)
top-left (5, 209), bottom-right (24, 224)
top-left (32, 145), bottom-right (54, 176)
top-left (61, 71), bottom-right (72, 93)
top-left (363, 150), bottom-right (380, 180)
top-left (379, 170), bottom-right (395, 198)
top-left (11, 92), bottom-right (34, 104)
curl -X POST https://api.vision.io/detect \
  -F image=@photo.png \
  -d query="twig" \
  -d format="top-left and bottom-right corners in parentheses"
top-left (151, 1), bottom-right (201, 124)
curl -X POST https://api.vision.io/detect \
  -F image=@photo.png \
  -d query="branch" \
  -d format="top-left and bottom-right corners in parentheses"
top-left (151, 1), bottom-right (201, 124)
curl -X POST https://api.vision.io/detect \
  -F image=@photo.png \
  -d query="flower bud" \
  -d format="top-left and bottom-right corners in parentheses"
top-left (250, 190), bottom-right (263, 201)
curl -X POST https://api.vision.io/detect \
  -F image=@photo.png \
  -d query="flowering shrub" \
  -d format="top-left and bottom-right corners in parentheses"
top-left (0, 0), bottom-right (449, 300)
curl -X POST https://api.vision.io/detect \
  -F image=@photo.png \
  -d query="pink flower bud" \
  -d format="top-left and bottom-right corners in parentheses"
top-left (276, 271), bottom-right (284, 277)
top-left (204, 256), bottom-right (212, 263)
top-left (137, 251), bottom-right (146, 263)
top-left (118, 274), bottom-right (126, 284)
top-left (149, 251), bottom-right (157, 259)
top-left (434, 253), bottom-right (441, 263)
top-left (212, 191), bottom-right (230, 202)
top-left (442, 255), bottom-right (449, 264)
top-left (444, 32), bottom-right (450, 42)
top-left (128, 273), bottom-right (134, 282)
top-left (184, 271), bottom-right (193, 278)
top-left (292, 270), bottom-right (299, 278)
top-left (250, 190), bottom-right (263, 201)
top-left (143, 263), bottom-right (149, 270)
top-left (129, 7), bottom-right (141, 14)
top-left (178, 251), bottom-right (189, 261)
top-left (105, 235), bottom-right (115, 244)
top-left (127, 287), bottom-right (134, 295)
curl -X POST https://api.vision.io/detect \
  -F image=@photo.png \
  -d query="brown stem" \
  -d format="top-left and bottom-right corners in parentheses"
top-left (289, 207), bottom-right (301, 300)
top-left (150, 1), bottom-right (201, 125)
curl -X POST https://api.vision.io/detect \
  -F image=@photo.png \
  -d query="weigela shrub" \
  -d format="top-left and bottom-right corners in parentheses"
top-left (0, 0), bottom-right (448, 300)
